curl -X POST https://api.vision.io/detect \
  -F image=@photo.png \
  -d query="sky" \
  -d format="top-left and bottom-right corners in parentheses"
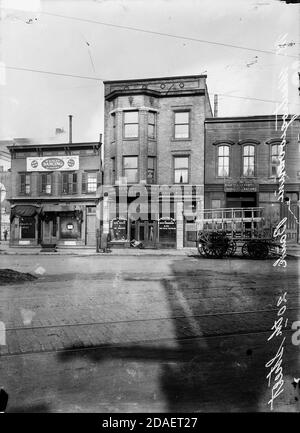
top-left (0, 0), bottom-right (299, 143)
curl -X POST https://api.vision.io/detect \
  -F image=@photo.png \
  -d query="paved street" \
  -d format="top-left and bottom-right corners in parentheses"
top-left (0, 254), bottom-right (300, 412)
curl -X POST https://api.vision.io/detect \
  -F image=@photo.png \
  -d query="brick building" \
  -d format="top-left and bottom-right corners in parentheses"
top-left (0, 140), bottom-right (12, 240)
top-left (8, 140), bottom-right (102, 247)
top-left (204, 115), bottom-right (300, 242)
top-left (102, 75), bottom-right (212, 248)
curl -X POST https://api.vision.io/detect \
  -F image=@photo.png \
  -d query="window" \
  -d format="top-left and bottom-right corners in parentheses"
top-left (124, 111), bottom-right (139, 138)
top-left (123, 156), bottom-right (138, 183)
top-left (243, 145), bottom-right (255, 177)
top-left (148, 112), bottom-right (156, 139)
top-left (111, 157), bottom-right (116, 184)
top-left (40, 173), bottom-right (52, 195)
top-left (174, 156), bottom-right (189, 184)
top-left (19, 216), bottom-right (35, 239)
top-left (112, 113), bottom-right (116, 141)
top-left (271, 143), bottom-right (280, 177)
top-left (62, 172), bottom-right (78, 194)
top-left (82, 171), bottom-right (100, 193)
top-left (19, 173), bottom-right (31, 195)
top-left (174, 111), bottom-right (190, 139)
top-left (217, 145), bottom-right (230, 177)
top-left (147, 157), bottom-right (156, 184)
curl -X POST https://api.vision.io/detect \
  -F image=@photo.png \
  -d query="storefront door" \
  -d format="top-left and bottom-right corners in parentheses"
top-left (42, 217), bottom-right (57, 244)
top-left (135, 220), bottom-right (157, 248)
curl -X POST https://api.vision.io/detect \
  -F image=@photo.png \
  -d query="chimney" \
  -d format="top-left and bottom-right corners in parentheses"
top-left (68, 115), bottom-right (73, 144)
top-left (214, 95), bottom-right (218, 117)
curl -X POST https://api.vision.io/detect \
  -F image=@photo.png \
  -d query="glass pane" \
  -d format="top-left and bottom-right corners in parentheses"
top-left (125, 169), bottom-right (138, 183)
top-left (271, 144), bottom-right (279, 156)
top-left (219, 145), bottom-right (229, 156)
top-left (175, 124), bottom-right (189, 138)
top-left (175, 112), bottom-right (189, 124)
top-left (124, 157), bottom-right (138, 169)
top-left (174, 169), bottom-right (188, 183)
top-left (148, 157), bottom-right (154, 169)
top-left (148, 124), bottom-right (155, 138)
top-left (124, 111), bottom-right (138, 123)
top-left (174, 157), bottom-right (189, 169)
top-left (124, 124), bottom-right (138, 138)
top-left (88, 172), bottom-right (97, 180)
top-left (244, 145), bottom-right (254, 156)
top-left (148, 112), bottom-right (155, 124)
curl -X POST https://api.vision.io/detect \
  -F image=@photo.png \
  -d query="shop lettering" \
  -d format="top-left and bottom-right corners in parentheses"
top-left (41, 158), bottom-right (65, 170)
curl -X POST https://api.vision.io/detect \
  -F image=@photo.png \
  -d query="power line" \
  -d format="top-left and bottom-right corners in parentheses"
top-left (24, 10), bottom-right (300, 59)
top-left (3, 65), bottom-right (104, 81)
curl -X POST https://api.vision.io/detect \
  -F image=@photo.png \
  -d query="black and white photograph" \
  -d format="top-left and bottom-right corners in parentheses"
top-left (0, 0), bottom-right (300, 419)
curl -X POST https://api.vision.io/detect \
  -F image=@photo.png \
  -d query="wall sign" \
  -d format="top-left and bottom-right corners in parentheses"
top-left (224, 181), bottom-right (257, 192)
top-left (26, 156), bottom-right (79, 172)
top-left (111, 218), bottom-right (127, 241)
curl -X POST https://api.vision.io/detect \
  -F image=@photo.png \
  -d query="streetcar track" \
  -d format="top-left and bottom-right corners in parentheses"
top-left (3, 306), bottom-right (300, 332)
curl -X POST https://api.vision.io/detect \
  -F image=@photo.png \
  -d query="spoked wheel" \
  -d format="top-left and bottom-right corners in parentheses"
top-left (246, 240), bottom-right (269, 259)
top-left (201, 231), bottom-right (229, 258)
top-left (226, 240), bottom-right (237, 257)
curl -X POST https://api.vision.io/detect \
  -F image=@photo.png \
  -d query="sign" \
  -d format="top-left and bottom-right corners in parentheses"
top-left (111, 218), bottom-right (127, 241)
top-left (26, 156), bottom-right (79, 172)
top-left (159, 217), bottom-right (176, 230)
top-left (224, 181), bottom-right (257, 192)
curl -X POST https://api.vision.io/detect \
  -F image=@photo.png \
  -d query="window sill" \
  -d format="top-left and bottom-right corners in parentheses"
top-left (171, 138), bottom-right (192, 142)
top-left (123, 137), bottom-right (139, 141)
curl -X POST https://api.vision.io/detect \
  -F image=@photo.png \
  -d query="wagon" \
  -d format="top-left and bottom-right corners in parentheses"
top-left (196, 207), bottom-right (280, 259)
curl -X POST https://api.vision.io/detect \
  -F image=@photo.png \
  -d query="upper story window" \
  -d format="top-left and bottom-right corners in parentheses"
top-left (271, 143), bottom-right (280, 177)
top-left (111, 157), bottom-right (116, 184)
top-left (112, 113), bottom-right (116, 141)
top-left (124, 111), bottom-right (139, 138)
top-left (242, 145), bottom-right (255, 177)
top-left (62, 172), bottom-right (78, 195)
top-left (40, 173), bottom-right (52, 195)
top-left (217, 145), bottom-right (230, 177)
top-left (123, 156), bottom-right (138, 183)
top-left (82, 171), bottom-right (100, 193)
top-left (148, 112), bottom-right (156, 139)
top-left (147, 157), bottom-right (156, 184)
top-left (19, 173), bottom-right (31, 195)
top-left (174, 156), bottom-right (189, 184)
top-left (174, 111), bottom-right (190, 139)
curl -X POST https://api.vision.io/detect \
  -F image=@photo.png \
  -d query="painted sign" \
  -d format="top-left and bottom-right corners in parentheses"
top-left (224, 181), bottom-right (257, 192)
top-left (26, 156), bottom-right (79, 172)
top-left (111, 218), bottom-right (127, 241)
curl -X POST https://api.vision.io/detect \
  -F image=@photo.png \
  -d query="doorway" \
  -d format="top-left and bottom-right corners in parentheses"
top-left (131, 220), bottom-right (157, 248)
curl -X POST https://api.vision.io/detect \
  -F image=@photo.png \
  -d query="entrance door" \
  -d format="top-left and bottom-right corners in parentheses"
top-left (86, 208), bottom-right (96, 246)
top-left (281, 193), bottom-right (299, 243)
top-left (42, 217), bottom-right (57, 244)
top-left (135, 220), bottom-right (157, 248)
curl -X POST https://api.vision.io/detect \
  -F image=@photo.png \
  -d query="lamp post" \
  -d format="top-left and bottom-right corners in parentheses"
top-left (0, 184), bottom-right (6, 242)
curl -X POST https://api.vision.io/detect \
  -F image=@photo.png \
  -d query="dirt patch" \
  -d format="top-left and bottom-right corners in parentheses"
top-left (0, 269), bottom-right (37, 285)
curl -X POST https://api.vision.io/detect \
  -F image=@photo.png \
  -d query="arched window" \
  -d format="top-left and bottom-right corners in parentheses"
top-left (271, 143), bottom-right (280, 177)
top-left (217, 145), bottom-right (230, 177)
top-left (243, 145), bottom-right (255, 177)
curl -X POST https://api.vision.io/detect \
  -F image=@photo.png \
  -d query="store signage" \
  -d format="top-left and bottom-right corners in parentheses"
top-left (224, 181), bottom-right (257, 192)
top-left (26, 156), bottom-right (79, 172)
top-left (159, 217), bottom-right (176, 230)
top-left (111, 218), bottom-right (127, 241)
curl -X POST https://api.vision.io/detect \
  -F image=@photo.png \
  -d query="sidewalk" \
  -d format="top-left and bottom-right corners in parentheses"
top-left (0, 242), bottom-right (197, 256)
top-left (0, 241), bottom-right (299, 257)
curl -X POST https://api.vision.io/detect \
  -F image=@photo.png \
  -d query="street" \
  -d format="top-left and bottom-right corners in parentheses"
top-left (0, 254), bottom-right (300, 412)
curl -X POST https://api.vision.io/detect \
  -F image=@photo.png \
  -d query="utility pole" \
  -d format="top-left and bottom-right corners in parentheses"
top-left (0, 185), bottom-right (2, 242)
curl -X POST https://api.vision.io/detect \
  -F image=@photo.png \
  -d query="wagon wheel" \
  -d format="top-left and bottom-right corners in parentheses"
top-left (226, 240), bottom-right (237, 257)
top-left (247, 240), bottom-right (269, 259)
top-left (242, 242), bottom-right (249, 257)
top-left (202, 231), bottom-right (229, 258)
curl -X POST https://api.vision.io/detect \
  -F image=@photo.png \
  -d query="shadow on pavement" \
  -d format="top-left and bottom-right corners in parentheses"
top-left (7, 403), bottom-right (51, 413)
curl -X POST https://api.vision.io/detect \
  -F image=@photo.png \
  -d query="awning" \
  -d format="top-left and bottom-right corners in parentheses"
top-left (10, 204), bottom-right (41, 221)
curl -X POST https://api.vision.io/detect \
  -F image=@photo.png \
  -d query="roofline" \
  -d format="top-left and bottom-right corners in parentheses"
top-left (205, 114), bottom-right (299, 123)
top-left (103, 74), bottom-right (207, 85)
top-left (7, 141), bottom-right (101, 151)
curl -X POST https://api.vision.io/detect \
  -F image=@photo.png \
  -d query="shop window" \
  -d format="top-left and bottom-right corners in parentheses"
top-left (40, 173), bottom-right (52, 195)
top-left (124, 111), bottom-right (139, 138)
top-left (19, 216), bottom-right (35, 239)
top-left (148, 111), bottom-right (156, 139)
top-left (19, 173), bottom-right (31, 195)
top-left (62, 172), bottom-right (78, 194)
top-left (87, 206), bottom-right (96, 214)
top-left (174, 156), bottom-right (189, 184)
top-left (217, 145), bottom-right (230, 177)
top-left (271, 143), bottom-right (280, 177)
top-left (174, 111), bottom-right (190, 139)
top-left (242, 145), bottom-right (255, 177)
top-left (147, 157), bottom-right (156, 184)
top-left (82, 171), bottom-right (100, 193)
top-left (123, 156), bottom-right (138, 183)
